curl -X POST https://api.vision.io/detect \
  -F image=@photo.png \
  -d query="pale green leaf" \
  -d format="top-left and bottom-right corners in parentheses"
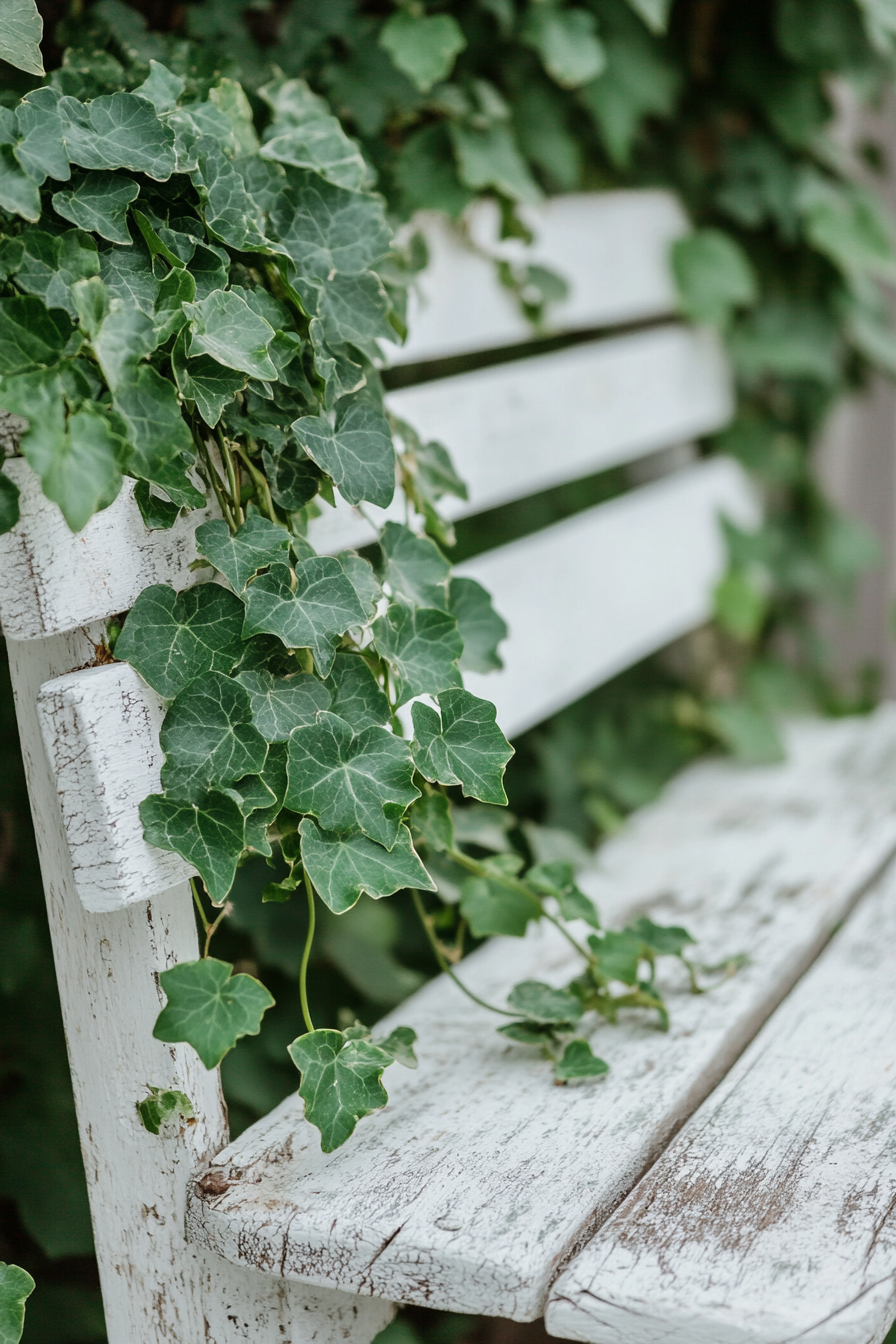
top-left (14, 230), bottom-right (99, 321)
top-left (112, 364), bottom-right (200, 499)
top-left (241, 558), bottom-right (368, 677)
top-left (193, 142), bottom-right (269, 252)
top-left (459, 874), bottom-right (539, 937)
top-left (134, 60), bottom-right (185, 113)
top-left (379, 521), bottom-right (449, 609)
top-left (259, 77), bottom-right (368, 191)
top-left (379, 11), bottom-right (467, 93)
top-left (52, 171), bottom-right (140, 244)
top-left (41, 403), bottom-right (124, 532)
top-left (506, 979), bottom-right (583, 1025)
top-left (554, 1039), bottom-right (609, 1082)
top-left (526, 860), bottom-right (600, 928)
top-left (154, 957), bottom-right (273, 1069)
top-left (372, 603), bottom-right (463, 705)
top-left (236, 668), bottom-right (331, 741)
top-left (411, 688), bottom-right (512, 805)
top-left (159, 672), bottom-right (268, 801)
top-left (293, 395), bottom-right (396, 509)
top-left (671, 229), bottom-right (757, 328)
top-left (0, 1262), bottom-right (35, 1344)
top-left (116, 582), bottom-right (245, 699)
top-left (0, 146), bottom-right (40, 222)
top-left (0, 0), bottom-right (43, 76)
top-left (409, 792), bottom-right (454, 854)
top-left (623, 0), bottom-right (672, 33)
top-left (449, 121), bottom-right (542, 205)
top-left (522, 7), bottom-right (605, 89)
top-left (338, 551), bottom-right (382, 618)
top-left (59, 92), bottom-right (176, 180)
top-left (91, 299), bottom-right (157, 390)
top-left (288, 1028), bottom-right (397, 1152)
top-left (152, 266), bottom-right (195, 344)
top-left (99, 244), bottom-right (159, 315)
top-left (140, 789), bottom-right (247, 902)
top-left (314, 269), bottom-right (396, 348)
top-left (268, 168), bottom-right (391, 280)
top-left (449, 576), bottom-right (507, 673)
top-left (14, 87), bottom-right (67, 181)
top-left (196, 515), bottom-right (292, 592)
top-left (300, 817), bottom-right (434, 913)
top-left (185, 290), bottom-right (277, 381)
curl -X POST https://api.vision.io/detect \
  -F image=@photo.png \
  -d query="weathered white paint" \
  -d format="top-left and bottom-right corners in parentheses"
top-left (36, 661), bottom-right (195, 912)
top-left (0, 460), bottom-right (216, 641)
top-left (383, 191), bottom-right (688, 366)
top-left (309, 324), bottom-right (732, 556)
top-left (546, 849), bottom-right (896, 1344)
top-left (185, 710), bottom-right (896, 1322)
top-left (6, 627), bottom-right (393, 1343)
top-left (461, 457), bottom-right (757, 738)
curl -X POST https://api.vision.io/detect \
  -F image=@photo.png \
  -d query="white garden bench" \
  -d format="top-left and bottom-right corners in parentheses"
top-left (4, 190), bottom-right (896, 1344)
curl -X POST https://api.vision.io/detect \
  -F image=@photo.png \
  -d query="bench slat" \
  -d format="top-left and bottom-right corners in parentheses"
top-left (386, 191), bottom-right (688, 367)
top-left (546, 843), bottom-right (896, 1344)
top-left (185, 710), bottom-right (896, 1322)
top-left (309, 325), bottom-right (733, 556)
top-left (461, 457), bottom-right (754, 738)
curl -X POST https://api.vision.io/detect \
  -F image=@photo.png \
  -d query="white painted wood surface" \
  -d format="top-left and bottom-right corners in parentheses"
top-left (309, 324), bottom-right (732, 556)
top-left (383, 191), bottom-right (688, 366)
top-left (37, 661), bottom-right (195, 912)
top-left (7, 627), bottom-right (393, 1344)
top-left (462, 457), bottom-right (756, 738)
top-left (546, 849), bottom-right (896, 1344)
top-left (0, 460), bottom-right (216, 641)
top-left (185, 710), bottom-right (896, 1321)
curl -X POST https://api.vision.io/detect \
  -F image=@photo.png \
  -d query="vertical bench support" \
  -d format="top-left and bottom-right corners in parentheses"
top-left (7, 627), bottom-right (392, 1344)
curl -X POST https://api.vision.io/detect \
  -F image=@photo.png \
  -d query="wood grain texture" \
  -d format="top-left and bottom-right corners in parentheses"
top-left (383, 191), bottom-right (688, 366)
top-left (546, 848), bottom-right (896, 1344)
top-left (309, 325), bottom-right (733, 557)
top-left (461, 457), bottom-right (756, 738)
top-left (185, 709), bottom-right (896, 1321)
top-left (36, 661), bottom-right (194, 912)
top-left (0, 460), bottom-right (215, 640)
top-left (7, 628), bottom-right (393, 1343)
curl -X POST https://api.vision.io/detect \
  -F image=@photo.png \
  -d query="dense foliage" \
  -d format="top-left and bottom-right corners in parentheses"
top-left (2, 0), bottom-right (896, 1339)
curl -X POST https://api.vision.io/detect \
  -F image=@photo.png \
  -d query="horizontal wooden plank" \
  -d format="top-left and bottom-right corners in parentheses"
top-left (309, 324), bottom-right (733, 556)
top-left (36, 661), bottom-right (194, 912)
top-left (0, 460), bottom-right (216, 641)
top-left (546, 836), bottom-right (896, 1344)
top-left (185, 709), bottom-right (896, 1321)
top-left (461, 457), bottom-right (756, 739)
top-left (384, 191), bottom-right (689, 367)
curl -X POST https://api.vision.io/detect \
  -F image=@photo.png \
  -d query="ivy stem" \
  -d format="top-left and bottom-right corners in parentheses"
top-left (446, 846), bottom-right (592, 961)
top-left (235, 441), bottom-right (279, 524)
top-left (215, 427), bottom-right (244, 527)
top-left (193, 426), bottom-right (237, 531)
top-left (411, 890), bottom-right (518, 1018)
top-left (299, 871), bottom-right (317, 1034)
top-left (191, 878), bottom-right (229, 958)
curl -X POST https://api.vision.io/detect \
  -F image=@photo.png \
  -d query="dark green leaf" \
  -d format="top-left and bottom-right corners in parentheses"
top-left (100, 244), bottom-right (158, 315)
top-left (91, 300), bottom-right (157, 390)
top-left (0, 297), bottom-right (73, 374)
top-left (185, 290), bottom-right (277, 381)
top-left (498, 1020), bottom-right (554, 1045)
top-left (0, 1261), bottom-right (35, 1344)
top-left (449, 576), bottom-right (507, 674)
top-left (268, 168), bottom-right (391, 280)
top-left (411, 689), bottom-right (512, 805)
top-left (628, 916), bottom-right (695, 957)
top-left (153, 266), bottom-right (195, 343)
top-left (522, 7), bottom-right (605, 88)
top-left (59, 92), bottom-right (176, 180)
top-left (376, 1025), bottom-right (418, 1069)
top-left (459, 873), bottom-right (539, 937)
top-left (0, 145), bottom-right (40, 222)
top-left (153, 957), bottom-right (273, 1069)
top-left (379, 11), bottom-right (467, 93)
top-left (338, 551), bottom-right (382, 618)
top-left (140, 789), bottom-right (246, 902)
top-left (449, 121), bottom-right (542, 205)
top-left (300, 817), bottom-right (434, 913)
top-left (554, 1039), bottom-right (609, 1082)
top-left (0, 0), bottom-right (44, 76)
top-left (293, 394), bottom-right (395, 509)
top-left (236, 668), bottom-right (330, 741)
top-left (14, 230), bottom-right (99, 321)
top-left (287, 1028), bottom-right (396, 1152)
top-left (159, 672), bottom-right (268, 801)
top-left (52, 172), bottom-right (139, 245)
top-left (324, 651), bottom-right (390, 729)
top-left (671, 229), bottom-right (757, 328)
top-left (286, 710), bottom-right (419, 849)
top-left (112, 365), bottom-right (200, 499)
top-left (196, 515), bottom-right (292, 593)
top-left (379, 521), bottom-right (449, 609)
top-left (409, 792), bottom-right (454, 854)
top-left (134, 479), bottom-right (180, 529)
top-left (241, 558), bottom-right (367, 677)
top-left (372, 603), bottom-right (463, 705)
top-left (526, 861), bottom-right (600, 928)
top-left (172, 331), bottom-right (245, 427)
top-left (262, 442), bottom-right (321, 510)
top-left (136, 1086), bottom-right (194, 1135)
top-left (0, 471), bottom-right (20, 535)
top-left (506, 979), bottom-right (583, 1025)
top-left (193, 141), bottom-right (269, 253)
top-left (116, 582), bottom-right (245, 699)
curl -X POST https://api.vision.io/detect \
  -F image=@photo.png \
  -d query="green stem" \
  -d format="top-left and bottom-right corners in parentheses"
top-left (215, 427), bottom-right (244, 527)
top-left (300, 871), bottom-right (317, 1034)
top-left (411, 890), bottom-right (518, 1018)
top-left (235, 442), bottom-right (279, 525)
top-left (446, 847), bottom-right (592, 960)
top-left (193, 425), bottom-right (236, 531)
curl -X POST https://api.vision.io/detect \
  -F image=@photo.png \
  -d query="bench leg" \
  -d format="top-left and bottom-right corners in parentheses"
top-left (7, 629), bottom-right (394, 1344)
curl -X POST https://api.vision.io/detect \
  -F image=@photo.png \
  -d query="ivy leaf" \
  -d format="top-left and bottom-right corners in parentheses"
top-left (314, 269), bottom-right (396, 348)
top-left (324, 652), bottom-right (390, 729)
top-left (140, 789), bottom-right (246, 902)
top-left (116, 582), bottom-right (245, 699)
top-left (411, 689), bottom-right (513, 805)
top-left (13, 87), bottom-right (66, 184)
top-left (136, 1086), bottom-right (195, 1135)
top-left (172, 331), bottom-right (245, 427)
top-left (242, 559), bottom-right (367, 677)
top-left (0, 1261), bottom-right (35, 1344)
top-left (379, 521), bottom-right (450, 610)
top-left (90, 301), bottom-right (157, 390)
top-left (153, 957), bottom-right (274, 1069)
top-left (377, 1025), bottom-right (418, 1069)
top-left (196, 515), bottom-right (292, 593)
top-left (628, 915), bottom-right (695, 957)
top-left (152, 266), bottom-right (195, 344)
top-left (287, 1028), bottom-right (398, 1152)
top-left (40, 403), bottom-right (124, 532)
top-left (372, 603), bottom-right (463, 705)
top-left (506, 980), bottom-right (584, 1026)
top-left (259, 77), bottom-right (368, 191)
top-left (0, 472), bottom-right (20, 535)
top-left (14, 230), bottom-right (99, 321)
top-left (459, 873), bottom-right (539, 938)
top-left (185, 290), bottom-right (277, 381)
top-left (159, 672), bottom-right (268, 801)
top-left (134, 480), bottom-right (180, 530)
top-left (111, 364), bottom-right (199, 496)
top-left (59, 92), bottom-right (177, 181)
top-left (0, 146), bottom-right (40, 222)
top-left (409, 793), bottom-right (454, 854)
top-left (591, 930), bottom-right (643, 985)
top-left (0, 296), bottom-right (73, 374)
top-left (286, 711), bottom-right (419, 849)
top-left (449, 122), bottom-right (542, 205)
top-left (623, 0), bottom-right (672, 33)
top-left (522, 7), bottom-right (606, 89)
top-left (236, 668), bottom-right (331, 741)
top-left (449, 576), bottom-right (507, 674)
top-left (0, 0), bottom-right (44, 76)
top-left (193, 142), bottom-right (269, 253)
top-left (554, 1039), bottom-right (610, 1082)
top-left (134, 60), bottom-right (185, 114)
top-left (292, 394), bottom-right (395, 509)
top-left (52, 172), bottom-right (140, 245)
top-left (268, 168), bottom-right (391, 280)
top-left (262, 441), bottom-right (321, 510)
top-left (526, 861), bottom-right (600, 928)
top-left (379, 11), bottom-right (467, 93)
top-left (300, 817), bottom-right (435, 913)
top-left (100, 244), bottom-right (159, 315)
top-left (338, 551), bottom-right (382, 618)
top-left (671, 229), bottom-right (757, 328)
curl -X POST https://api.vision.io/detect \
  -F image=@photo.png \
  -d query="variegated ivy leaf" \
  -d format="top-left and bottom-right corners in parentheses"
top-left (184, 289), bottom-right (277, 381)
top-left (553, 1038), bottom-right (610, 1082)
top-left (412, 690), bottom-right (513, 805)
top-left (140, 788), bottom-right (245, 902)
top-left (506, 979), bottom-right (584, 1026)
top-left (136, 1085), bottom-right (195, 1135)
top-left (292, 393), bottom-right (395, 509)
top-left (449, 576), bottom-right (507, 673)
top-left (100, 244), bottom-right (158, 316)
top-left (300, 817), bottom-right (435, 913)
top-left (324, 652), bottom-right (390, 729)
top-left (262, 441), bottom-right (321, 509)
top-left (58, 92), bottom-right (177, 181)
top-left (52, 171), bottom-right (140, 245)
top-left (0, 1260), bottom-right (34, 1344)
top-left (134, 60), bottom-right (185, 114)
top-left (258, 77), bottom-right (368, 192)
top-left (379, 521), bottom-right (450, 610)
top-left (268, 167), bottom-right (391, 281)
top-left (236, 668), bottom-right (331, 741)
top-left (288, 1025), bottom-right (414, 1152)
top-left (241, 558), bottom-right (367, 677)
top-left (159, 671), bottom-right (268, 801)
top-left (286, 711), bottom-right (419, 849)
top-left (196, 515), bottom-right (292, 593)
top-left (153, 957), bottom-right (274, 1069)
top-left (193, 142), bottom-right (269, 253)
top-left (372, 603), bottom-right (463, 705)
top-left (116, 582), bottom-right (245, 699)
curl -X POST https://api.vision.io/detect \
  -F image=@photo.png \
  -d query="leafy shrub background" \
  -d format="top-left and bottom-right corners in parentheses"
top-left (2, 0), bottom-right (896, 1338)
